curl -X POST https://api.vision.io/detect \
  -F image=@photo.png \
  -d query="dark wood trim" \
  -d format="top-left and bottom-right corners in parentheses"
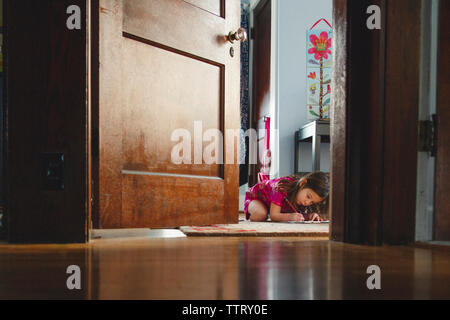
top-left (331, 0), bottom-right (420, 245)
top-left (0, 1), bottom-right (4, 210)
top-left (348, 0), bottom-right (387, 245)
top-left (91, 0), bottom-right (100, 229)
top-left (331, 0), bottom-right (387, 245)
top-left (376, 0), bottom-right (387, 244)
top-left (5, 0), bottom-right (90, 243)
top-left (381, 0), bottom-right (421, 244)
top-left (434, 0), bottom-right (450, 241)
top-left (87, 0), bottom-right (93, 237)
top-left (330, 0), bottom-right (348, 242)
top-left (1, 0), bottom-right (8, 238)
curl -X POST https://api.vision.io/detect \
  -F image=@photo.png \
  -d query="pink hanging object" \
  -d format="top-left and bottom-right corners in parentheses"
top-left (258, 117), bottom-right (271, 183)
top-left (310, 18), bottom-right (333, 30)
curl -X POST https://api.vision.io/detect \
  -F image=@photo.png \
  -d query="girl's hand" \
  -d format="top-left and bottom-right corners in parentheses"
top-left (307, 213), bottom-right (323, 221)
top-left (288, 213), bottom-right (305, 222)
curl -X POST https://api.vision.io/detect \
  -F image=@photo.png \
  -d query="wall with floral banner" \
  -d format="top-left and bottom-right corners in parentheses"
top-left (306, 26), bottom-right (332, 120)
top-left (277, 1), bottom-right (333, 177)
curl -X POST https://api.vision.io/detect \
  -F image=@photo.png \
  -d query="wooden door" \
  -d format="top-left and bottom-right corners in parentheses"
top-left (96, 0), bottom-right (240, 228)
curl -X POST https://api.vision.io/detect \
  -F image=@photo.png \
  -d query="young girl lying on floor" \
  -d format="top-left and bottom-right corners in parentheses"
top-left (244, 172), bottom-right (329, 222)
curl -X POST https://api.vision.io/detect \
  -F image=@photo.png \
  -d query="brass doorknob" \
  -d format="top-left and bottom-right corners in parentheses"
top-left (228, 27), bottom-right (248, 43)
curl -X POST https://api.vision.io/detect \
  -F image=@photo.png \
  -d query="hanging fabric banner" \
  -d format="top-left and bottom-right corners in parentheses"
top-left (306, 19), bottom-right (332, 120)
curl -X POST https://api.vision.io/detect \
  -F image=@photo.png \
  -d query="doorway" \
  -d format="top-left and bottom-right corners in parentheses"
top-left (242, 0), bottom-right (333, 227)
top-left (1, 0), bottom-right (448, 243)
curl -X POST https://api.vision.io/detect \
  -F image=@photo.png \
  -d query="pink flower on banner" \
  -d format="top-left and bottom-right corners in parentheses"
top-left (308, 31), bottom-right (332, 60)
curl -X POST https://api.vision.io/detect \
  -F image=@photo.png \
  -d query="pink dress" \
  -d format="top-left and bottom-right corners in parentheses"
top-left (244, 177), bottom-right (297, 220)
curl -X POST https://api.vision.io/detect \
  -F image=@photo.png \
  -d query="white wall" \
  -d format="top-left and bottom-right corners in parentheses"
top-left (277, 0), bottom-right (332, 177)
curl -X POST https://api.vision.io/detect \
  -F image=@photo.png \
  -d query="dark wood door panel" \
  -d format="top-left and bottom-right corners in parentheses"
top-left (121, 36), bottom-right (223, 178)
top-left (123, 0), bottom-right (227, 65)
top-left (121, 174), bottom-right (225, 228)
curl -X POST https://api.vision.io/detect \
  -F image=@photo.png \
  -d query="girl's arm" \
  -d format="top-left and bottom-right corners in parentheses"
top-left (269, 203), bottom-right (305, 222)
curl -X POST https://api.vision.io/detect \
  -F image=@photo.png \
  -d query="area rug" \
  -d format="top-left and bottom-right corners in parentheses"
top-left (179, 220), bottom-right (329, 237)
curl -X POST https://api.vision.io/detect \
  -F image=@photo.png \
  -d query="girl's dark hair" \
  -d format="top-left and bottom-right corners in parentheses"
top-left (276, 171), bottom-right (330, 214)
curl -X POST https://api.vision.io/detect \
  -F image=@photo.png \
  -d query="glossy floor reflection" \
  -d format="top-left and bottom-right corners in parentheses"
top-left (0, 237), bottom-right (449, 299)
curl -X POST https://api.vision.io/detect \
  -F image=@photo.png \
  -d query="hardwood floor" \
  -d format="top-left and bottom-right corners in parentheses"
top-left (0, 237), bottom-right (449, 299)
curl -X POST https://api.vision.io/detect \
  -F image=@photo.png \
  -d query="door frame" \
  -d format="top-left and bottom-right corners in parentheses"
top-left (330, 0), bottom-right (445, 245)
top-left (3, 0), bottom-right (440, 244)
top-left (4, 0), bottom-right (91, 243)
top-left (330, 0), bottom-right (390, 245)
